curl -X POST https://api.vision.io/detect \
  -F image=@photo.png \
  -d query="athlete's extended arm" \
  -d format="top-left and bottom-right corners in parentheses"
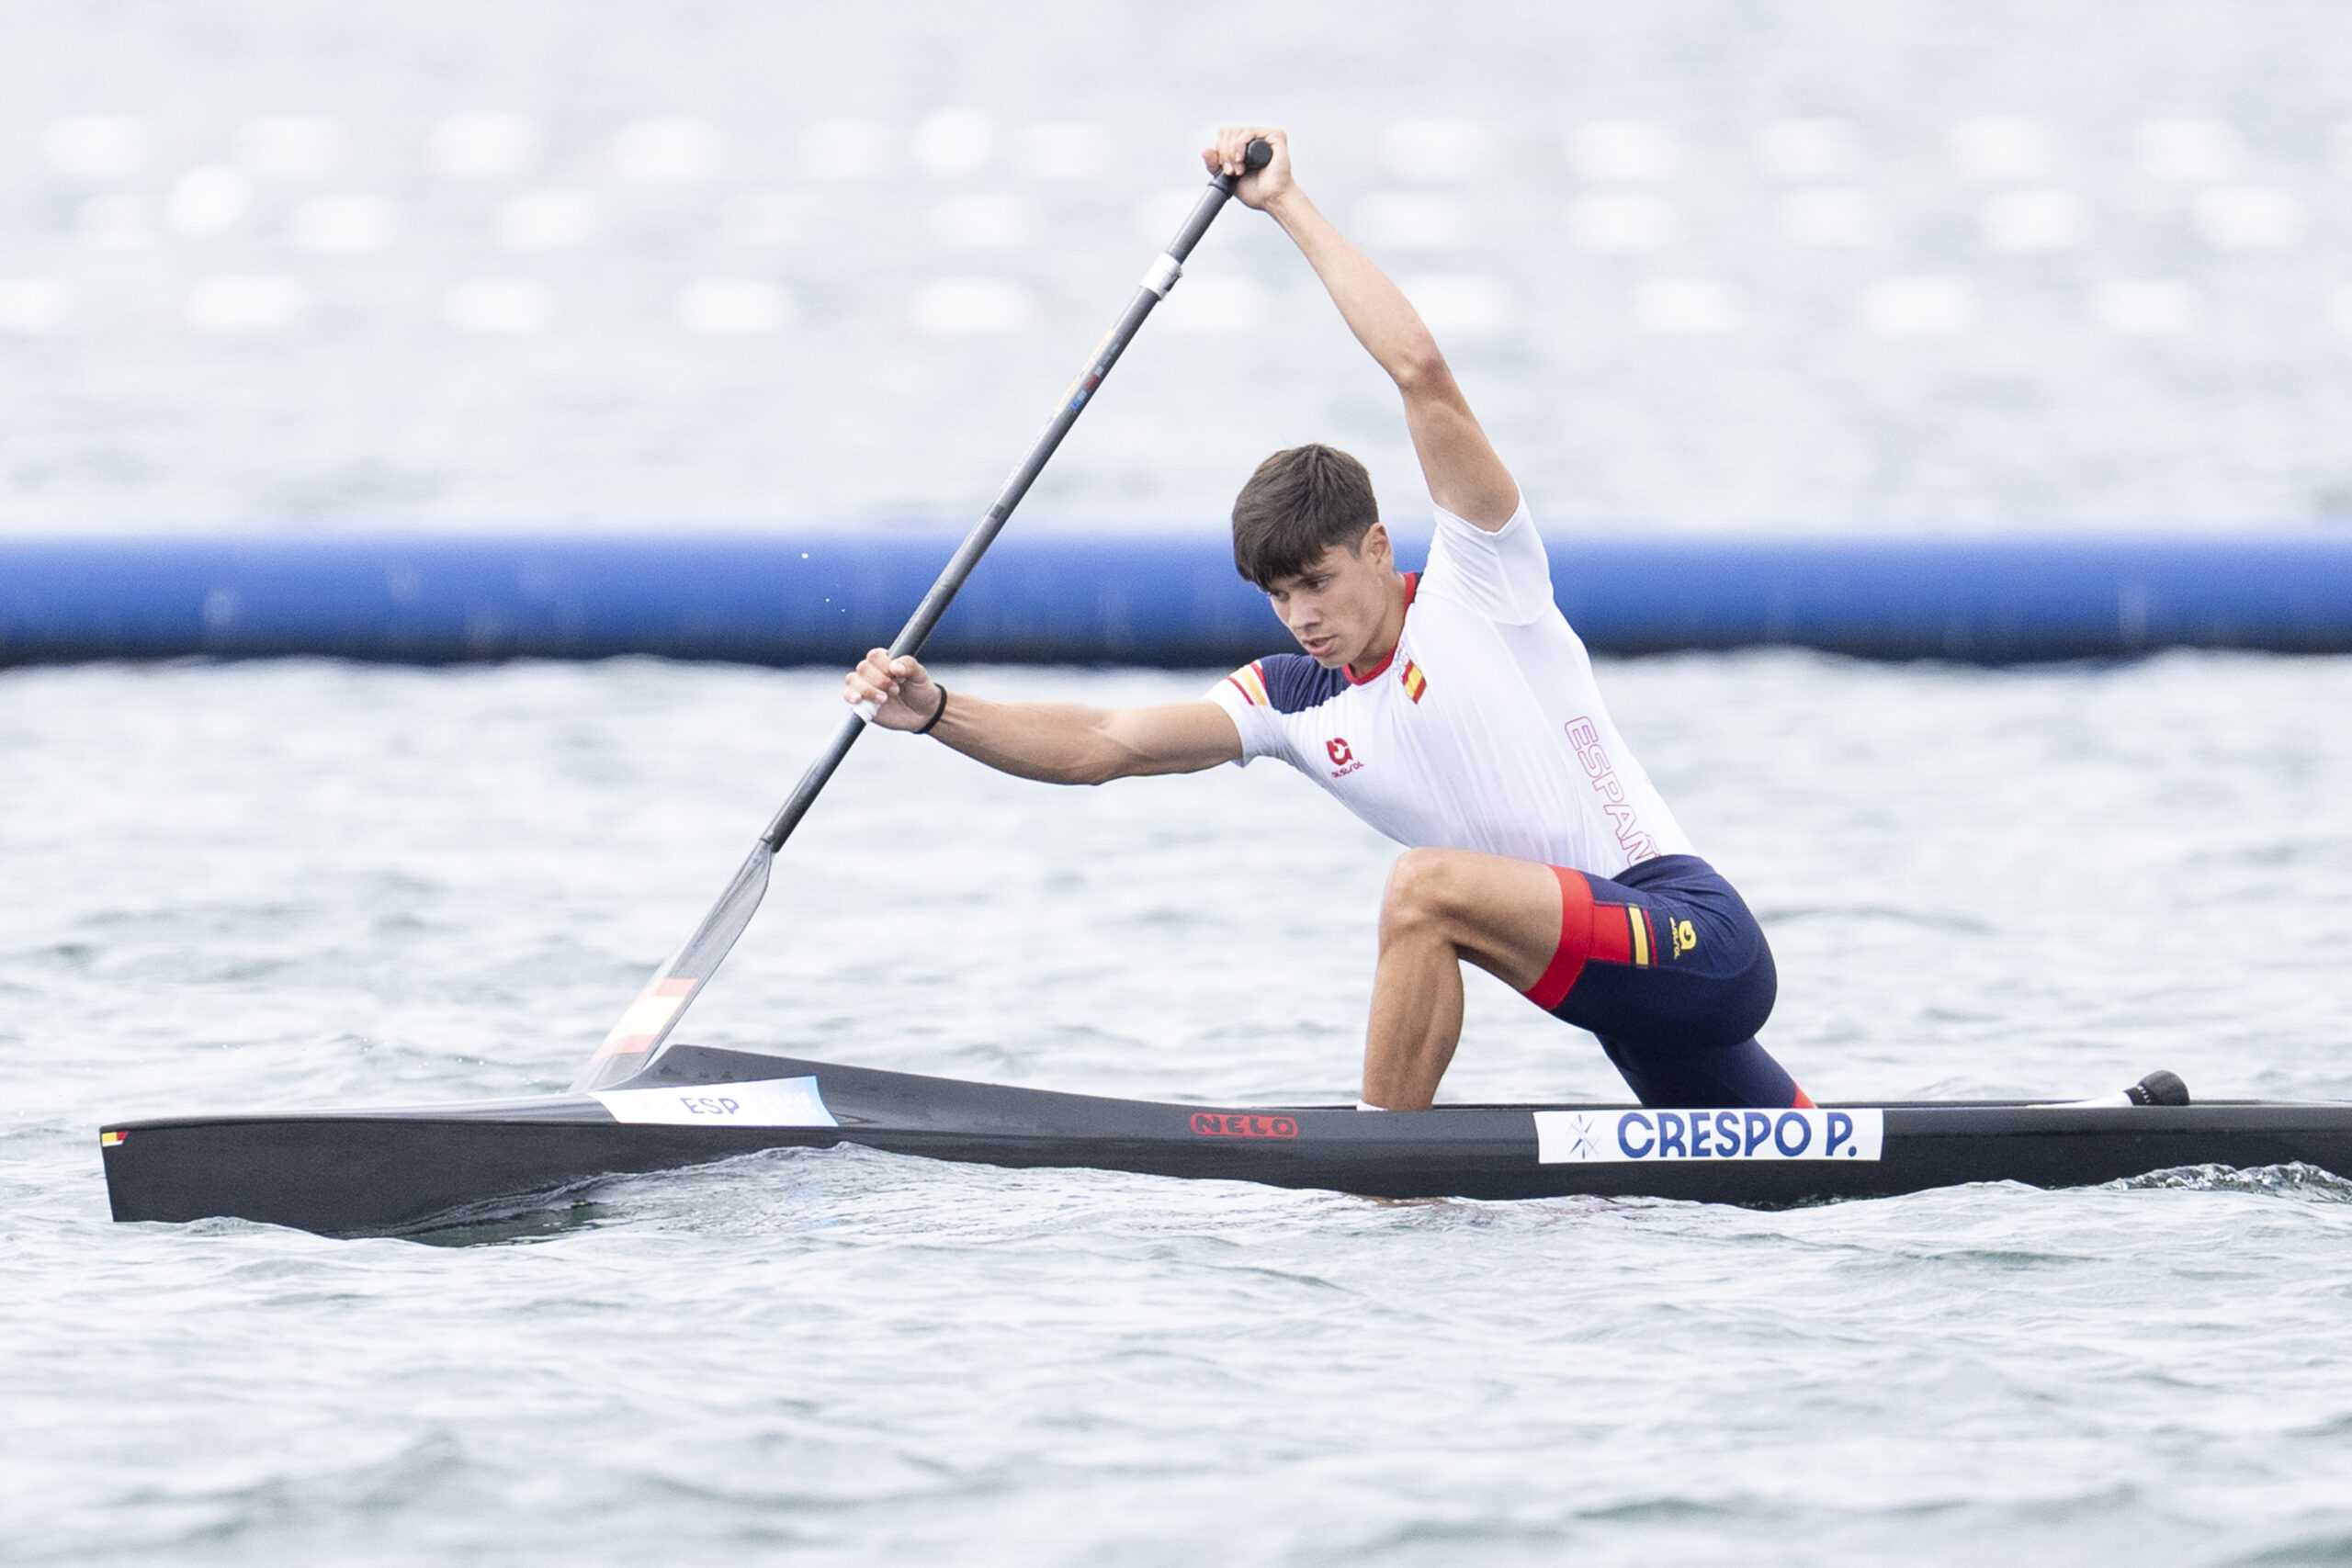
top-left (1207, 128), bottom-right (1521, 531)
top-left (845, 650), bottom-right (1241, 784)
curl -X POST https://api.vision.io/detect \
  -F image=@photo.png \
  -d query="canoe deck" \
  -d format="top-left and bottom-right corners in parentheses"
top-left (100, 1044), bottom-right (2352, 1237)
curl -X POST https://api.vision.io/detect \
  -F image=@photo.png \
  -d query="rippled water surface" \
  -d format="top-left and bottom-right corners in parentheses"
top-left (6, 654), bottom-right (2352, 1564)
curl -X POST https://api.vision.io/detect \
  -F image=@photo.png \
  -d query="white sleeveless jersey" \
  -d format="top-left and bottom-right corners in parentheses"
top-left (1204, 502), bottom-right (1694, 878)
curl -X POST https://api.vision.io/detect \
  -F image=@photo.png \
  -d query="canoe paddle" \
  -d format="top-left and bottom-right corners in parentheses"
top-left (571, 138), bottom-right (1273, 1095)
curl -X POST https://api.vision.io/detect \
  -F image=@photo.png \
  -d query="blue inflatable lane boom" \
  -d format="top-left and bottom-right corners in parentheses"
top-left (2, 533), bottom-right (2348, 666)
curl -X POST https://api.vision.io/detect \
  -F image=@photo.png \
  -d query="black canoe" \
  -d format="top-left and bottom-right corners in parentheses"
top-left (98, 1043), bottom-right (2352, 1237)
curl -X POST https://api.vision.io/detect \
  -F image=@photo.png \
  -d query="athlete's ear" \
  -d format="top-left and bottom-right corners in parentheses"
top-left (1359, 523), bottom-right (1393, 569)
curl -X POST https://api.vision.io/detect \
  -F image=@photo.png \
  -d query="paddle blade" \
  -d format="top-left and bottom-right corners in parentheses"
top-left (570, 842), bottom-right (774, 1094)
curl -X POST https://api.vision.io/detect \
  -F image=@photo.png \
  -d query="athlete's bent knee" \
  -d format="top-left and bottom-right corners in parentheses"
top-left (1378, 849), bottom-right (1463, 944)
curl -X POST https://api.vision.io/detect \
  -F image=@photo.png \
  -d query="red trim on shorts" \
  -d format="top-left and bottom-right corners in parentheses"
top-left (1589, 904), bottom-right (1634, 965)
top-left (1791, 1086), bottom-right (1815, 1109)
top-left (1524, 865), bottom-right (1595, 1011)
top-left (1525, 872), bottom-right (1678, 1011)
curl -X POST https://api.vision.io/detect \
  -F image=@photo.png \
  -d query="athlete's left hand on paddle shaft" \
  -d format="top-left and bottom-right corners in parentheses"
top-left (845, 649), bottom-right (942, 732)
top-left (1204, 126), bottom-right (1291, 210)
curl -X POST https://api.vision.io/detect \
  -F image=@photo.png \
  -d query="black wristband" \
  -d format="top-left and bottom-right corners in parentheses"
top-left (913, 683), bottom-right (950, 735)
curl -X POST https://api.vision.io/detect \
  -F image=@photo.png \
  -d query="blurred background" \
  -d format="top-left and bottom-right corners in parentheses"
top-left (4, 0), bottom-right (2351, 536)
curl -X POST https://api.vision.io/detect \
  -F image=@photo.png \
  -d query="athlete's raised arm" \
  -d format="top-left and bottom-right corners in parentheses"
top-left (1206, 127), bottom-right (1520, 532)
top-left (845, 651), bottom-right (1241, 784)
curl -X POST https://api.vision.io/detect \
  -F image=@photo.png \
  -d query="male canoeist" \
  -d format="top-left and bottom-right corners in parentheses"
top-left (845, 126), bottom-right (1809, 1113)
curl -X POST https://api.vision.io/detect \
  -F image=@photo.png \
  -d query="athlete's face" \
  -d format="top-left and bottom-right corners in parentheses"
top-left (1263, 525), bottom-right (1399, 671)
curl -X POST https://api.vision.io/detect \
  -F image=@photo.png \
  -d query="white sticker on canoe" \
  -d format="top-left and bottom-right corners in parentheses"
top-left (592, 1076), bottom-right (838, 1128)
top-left (1534, 1107), bottom-right (1883, 1164)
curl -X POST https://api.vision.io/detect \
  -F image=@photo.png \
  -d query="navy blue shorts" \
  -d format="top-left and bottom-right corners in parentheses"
top-left (1521, 854), bottom-right (1803, 1110)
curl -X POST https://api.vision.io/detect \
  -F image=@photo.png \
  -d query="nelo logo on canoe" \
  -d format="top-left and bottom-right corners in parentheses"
top-left (1191, 1111), bottom-right (1299, 1140)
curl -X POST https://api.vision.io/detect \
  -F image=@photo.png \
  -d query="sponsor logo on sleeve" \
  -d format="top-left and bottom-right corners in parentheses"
top-left (1325, 737), bottom-right (1362, 778)
top-left (1190, 1111), bottom-right (1299, 1140)
top-left (1533, 1108), bottom-right (1883, 1164)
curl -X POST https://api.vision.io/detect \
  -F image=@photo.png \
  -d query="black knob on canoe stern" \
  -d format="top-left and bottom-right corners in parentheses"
top-left (2127, 1070), bottom-right (2191, 1107)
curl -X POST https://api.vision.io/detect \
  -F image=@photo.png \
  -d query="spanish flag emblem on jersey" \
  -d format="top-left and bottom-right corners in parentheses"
top-left (1400, 660), bottom-right (1427, 704)
top-left (1224, 660), bottom-right (1270, 707)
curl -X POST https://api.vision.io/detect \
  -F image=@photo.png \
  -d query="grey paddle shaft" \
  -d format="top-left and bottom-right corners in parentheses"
top-left (570, 141), bottom-right (1269, 1094)
top-left (756, 141), bottom-right (1270, 852)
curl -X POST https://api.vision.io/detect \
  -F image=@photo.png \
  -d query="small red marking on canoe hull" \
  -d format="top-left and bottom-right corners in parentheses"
top-left (1189, 1112), bottom-right (1298, 1140)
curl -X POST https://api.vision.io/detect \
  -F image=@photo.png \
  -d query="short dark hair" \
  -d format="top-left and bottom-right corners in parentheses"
top-left (1230, 444), bottom-right (1379, 588)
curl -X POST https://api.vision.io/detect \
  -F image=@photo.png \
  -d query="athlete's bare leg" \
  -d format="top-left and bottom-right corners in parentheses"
top-left (1363, 848), bottom-right (1564, 1110)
